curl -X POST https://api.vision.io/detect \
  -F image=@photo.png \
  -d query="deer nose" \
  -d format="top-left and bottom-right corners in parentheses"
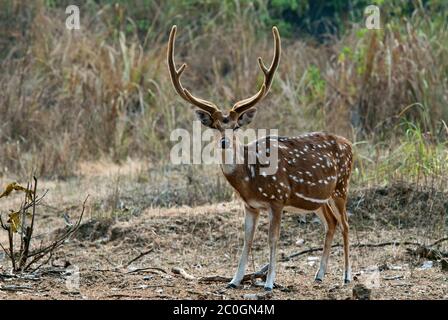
top-left (220, 137), bottom-right (230, 149)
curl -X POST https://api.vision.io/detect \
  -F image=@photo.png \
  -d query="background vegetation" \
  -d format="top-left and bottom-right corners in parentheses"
top-left (0, 0), bottom-right (447, 191)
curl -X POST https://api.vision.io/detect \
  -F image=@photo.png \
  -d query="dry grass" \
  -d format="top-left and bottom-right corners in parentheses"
top-left (0, 2), bottom-right (447, 180)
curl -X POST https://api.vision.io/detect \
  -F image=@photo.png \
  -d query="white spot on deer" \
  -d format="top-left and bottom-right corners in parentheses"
top-left (294, 192), bottom-right (329, 204)
top-left (250, 166), bottom-right (255, 178)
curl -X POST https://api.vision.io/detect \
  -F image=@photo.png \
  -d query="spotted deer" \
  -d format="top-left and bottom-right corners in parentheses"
top-left (167, 25), bottom-right (353, 291)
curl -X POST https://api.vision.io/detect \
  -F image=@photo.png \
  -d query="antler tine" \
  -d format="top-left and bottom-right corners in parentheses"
top-left (231, 26), bottom-right (281, 115)
top-left (167, 25), bottom-right (221, 115)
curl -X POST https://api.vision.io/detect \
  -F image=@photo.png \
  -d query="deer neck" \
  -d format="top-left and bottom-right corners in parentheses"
top-left (219, 135), bottom-right (246, 177)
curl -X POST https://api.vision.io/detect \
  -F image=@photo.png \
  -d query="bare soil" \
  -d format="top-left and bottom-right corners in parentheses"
top-left (1, 203), bottom-right (447, 300)
top-left (0, 164), bottom-right (447, 300)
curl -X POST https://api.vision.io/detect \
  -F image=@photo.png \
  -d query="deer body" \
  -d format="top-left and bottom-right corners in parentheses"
top-left (220, 133), bottom-right (353, 289)
top-left (221, 133), bottom-right (352, 208)
top-left (167, 26), bottom-right (353, 291)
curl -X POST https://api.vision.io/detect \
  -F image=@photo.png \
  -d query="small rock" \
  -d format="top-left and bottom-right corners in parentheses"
top-left (279, 285), bottom-right (294, 293)
top-left (383, 275), bottom-right (404, 281)
top-left (307, 256), bottom-right (320, 261)
top-left (441, 258), bottom-right (448, 272)
top-left (328, 285), bottom-right (340, 292)
top-left (378, 263), bottom-right (389, 271)
top-left (295, 238), bottom-right (305, 246)
top-left (390, 265), bottom-right (403, 270)
top-left (418, 261), bottom-right (433, 270)
top-left (135, 284), bottom-right (148, 289)
top-left (307, 256), bottom-right (319, 266)
top-left (311, 217), bottom-right (321, 224)
top-left (352, 284), bottom-right (371, 300)
top-left (243, 292), bottom-right (272, 300)
top-left (243, 293), bottom-right (258, 300)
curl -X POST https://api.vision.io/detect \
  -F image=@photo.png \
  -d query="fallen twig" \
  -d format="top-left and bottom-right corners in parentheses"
top-left (0, 285), bottom-right (33, 292)
top-left (125, 247), bottom-right (154, 267)
top-left (171, 267), bottom-right (195, 280)
top-left (429, 237), bottom-right (448, 247)
top-left (126, 267), bottom-right (168, 274)
top-left (383, 275), bottom-right (404, 281)
top-left (198, 265), bottom-right (268, 284)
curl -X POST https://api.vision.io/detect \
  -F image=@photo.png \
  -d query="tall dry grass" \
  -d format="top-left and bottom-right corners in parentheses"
top-left (0, 1), bottom-right (447, 186)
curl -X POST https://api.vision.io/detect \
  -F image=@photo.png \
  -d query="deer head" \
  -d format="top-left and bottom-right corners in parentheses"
top-left (167, 25), bottom-right (281, 149)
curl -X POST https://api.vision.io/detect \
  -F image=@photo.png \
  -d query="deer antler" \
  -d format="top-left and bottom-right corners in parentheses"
top-left (231, 26), bottom-right (281, 116)
top-left (167, 25), bottom-right (221, 116)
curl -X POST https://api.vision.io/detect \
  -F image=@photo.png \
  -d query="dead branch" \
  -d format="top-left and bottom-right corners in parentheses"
top-left (198, 265), bottom-right (268, 284)
top-left (126, 267), bottom-right (168, 274)
top-left (171, 267), bottom-right (195, 280)
top-left (0, 178), bottom-right (51, 272)
top-left (24, 196), bottom-right (88, 270)
top-left (0, 242), bottom-right (12, 259)
top-left (0, 285), bottom-right (33, 292)
top-left (18, 177), bottom-right (38, 270)
top-left (8, 226), bottom-right (15, 270)
top-left (29, 252), bottom-right (53, 273)
top-left (125, 247), bottom-right (154, 267)
top-left (429, 237), bottom-right (448, 247)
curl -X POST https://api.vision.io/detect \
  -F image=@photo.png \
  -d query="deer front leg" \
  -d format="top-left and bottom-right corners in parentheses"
top-left (265, 205), bottom-right (282, 291)
top-left (228, 205), bottom-right (259, 288)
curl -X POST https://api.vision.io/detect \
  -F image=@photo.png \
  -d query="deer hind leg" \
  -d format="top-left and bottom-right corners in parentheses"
top-left (264, 205), bottom-right (283, 291)
top-left (314, 204), bottom-right (337, 282)
top-left (228, 205), bottom-right (260, 288)
top-left (329, 197), bottom-right (351, 284)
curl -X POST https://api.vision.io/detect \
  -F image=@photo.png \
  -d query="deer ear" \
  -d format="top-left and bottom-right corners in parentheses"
top-left (195, 110), bottom-right (214, 128)
top-left (237, 108), bottom-right (257, 127)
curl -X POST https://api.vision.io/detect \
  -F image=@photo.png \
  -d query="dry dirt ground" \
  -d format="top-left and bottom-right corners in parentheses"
top-left (0, 161), bottom-right (447, 300)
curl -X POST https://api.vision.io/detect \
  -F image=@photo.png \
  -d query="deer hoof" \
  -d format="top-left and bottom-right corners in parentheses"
top-left (227, 283), bottom-right (238, 289)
